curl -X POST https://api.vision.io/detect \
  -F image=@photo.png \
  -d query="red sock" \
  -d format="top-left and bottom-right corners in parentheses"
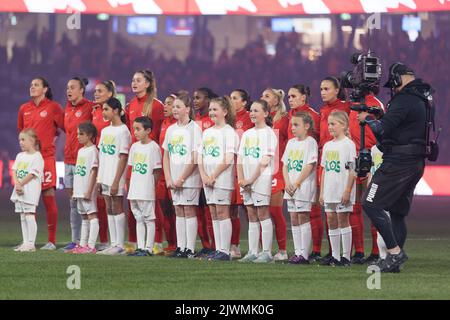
top-left (154, 201), bottom-right (164, 243)
top-left (164, 213), bottom-right (176, 248)
top-left (350, 203), bottom-right (364, 254)
top-left (269, 206), bottom-right (286, 251)
top-left (231, 214), bottom-right (240, 246)
top-left (310, 204), bottom-right (323, 253)
top-left (96, 196), bottom-right (108, 243)
top-left (196, 207), bottom-right (211, 249)
top-left (370, 223), bottom-right (380, 255)
top-left (204, 206), bottom-right (215, 249)
top-left (42, 194), bottom-right (58, 244)
top-left (127, 201), bottom-right (137, 243)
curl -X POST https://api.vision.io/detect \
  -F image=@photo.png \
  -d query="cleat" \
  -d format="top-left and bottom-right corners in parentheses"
top-left (19, 244), bottom-right (36, 252)
top-left (230, 245), bottom-right (242, 259)
top-left (321, 256), bottom-right (341, 266)
top-left (96, 245), bottom-right (115, 255)
top-left (61, 242), bottom-right (77, 252)
top-left (238, 252), bottom-right (259, 263)
top-left (253, 252), bottom-right (273, 263)
top-left (351, 252), bottom-right (366, 264)
top-left (340, 257), bottom-right (352, 267)
top-left (212, 251), bottom-right (231, 261)
top-left (14, 244), bottom-right (25, 252)
top-left (128, 249), bottom-right (152, 257)
top-left (152, 243), bottom-right (164, 256)
top-left (40, 242), bottom-right (57, 251)
top-left (203, 250), bottom-right (220, 261)
top-left (319, 253), bottom-right (333, 265)
top-left (288, 255), bottom-right (310, 265)
top-left (379, 250), bottom-right (408, 273)
top-left (183, 248), bottom-right (196, 259)
top-left (169, 247), bottom-right (185, 258)
top-left (194, 247), bottom-right (213, 258)
top-left (273, 251), bottom-right (288, 262)
top-left (71, 245), bottom-right (87, 254)
top-left (163, 246), bottom-right (177, 257)
top-left (103, 246), bottom-right (125, 256)
top-left (308, 251), bottom-right (322, 263)
top-left (96, 243), bottom-right (110, 252)
top-left (365, 253), bottom-right (380, 265)
top-left (124, 243), bottom-right (136, 254)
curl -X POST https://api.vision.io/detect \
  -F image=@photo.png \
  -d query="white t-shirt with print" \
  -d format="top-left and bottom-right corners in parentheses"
top-left (320, 136), bottom-right (357, 203)
top-left (127, 140), bottom-right (162, 201)
top-left (163, 120), bottom-right (202, 188)
top-left (238, 126), bottom-right (278, 196)
top-left (97, 124), bottom-right (131, 187)
top-left (10, 151), bottom-right (44, 206)
top-left (200, 124), bottom-right (239, 190)
top-left (73, 145), bottom-right (99, 199)
top-left (282, 136), bottom-right (318, 202)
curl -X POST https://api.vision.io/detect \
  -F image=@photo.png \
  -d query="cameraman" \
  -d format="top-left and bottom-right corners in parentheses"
top-left (357, 63), bottom-right (432, 272)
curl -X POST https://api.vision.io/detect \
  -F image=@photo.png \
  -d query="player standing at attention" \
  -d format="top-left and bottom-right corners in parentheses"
top-left (17, 77), bottom-right (64, 250)
top-left (198, 96), bottom-right (239, 261)
top-left (282, 112), bottom-right (318, 264)
top-left (71, 122), bottom-right (100, 254)
top-left (238, 100), bottom-right (278, 264)
top-left (96, 97), bottom-right (131, 255)
top-left (261, 88), bottom-right (289, 262)
top-left (229, 89), bottom-right (254, 259)
top-left (127, 117), bottom-right (162, 256)
top-left (319, 111), bottom-right (356, 267)
top-left (62, 77), bottom-right (95, 253)
top-left (163, 92), bottom-right (203, 258)
top-left (11, 129), bottom-right (44, 252)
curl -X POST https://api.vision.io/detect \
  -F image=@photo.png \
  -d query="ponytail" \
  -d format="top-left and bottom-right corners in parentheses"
top-left (34, 77), bottom-right (53, 100)
top-left (323, 76), bottom-right (346, 101)
top-left (290, 84), bottom-right (311, 102)
top-left (136, 70), bottom-right (157, 117)
top-left (211, 96), bottom-right (236, 127)
top-left (106, 97), bottom-right (126, 124)
top-left (71, 77), bottom-right (89, 96)
top-left (252, 99), bottom-right (272, 127)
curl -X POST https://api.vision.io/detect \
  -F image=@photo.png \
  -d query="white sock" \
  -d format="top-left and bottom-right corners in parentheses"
top-left (300, 222), bottom-right (312, 259)
top-left (107, 215), bottom-right (117, 247)
top-left (219, 218), bottom-right (232, 255)
top-left (80, 219), bottom-right (90, 247)
top-left (260, 218), bottom-right (273, 254)
top-left (340, 226), bottom-right (352, 261)
top-left (329, 228), bottom-right (341, 261)
top-left (291, 225), bottom-right (301, 256)
top-left (25, 215), bottom-right (37, 246)
top-left (114, 213), bottom-right (126, 248)
top-left (20, 213), bottom-right (29, 245)
top-left (176, 216), bottom-right (187, 250)
top-left (248, 222), bottom-right (260, 255)
top-left (136, 216), bottom-right (145, 250)
top-left (212, 219), bottom-right (221, 252)
top-left (145, 219), bottom-right (155, 251)
top-left (185, 217), bottom-right (198, 252)
top-left (88, 218), bottom-right (99, 248)
top-left (377, 232), bottom-right (388, 259)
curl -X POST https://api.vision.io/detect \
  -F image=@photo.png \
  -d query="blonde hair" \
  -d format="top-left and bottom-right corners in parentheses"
top-left (329, 110), bottom-right (350, 137)
top-left (266, 88), bottom-right (287, 123)
top-left (20, 128), bottom-right (41, 151)
top-left (210, 96), bottom-right (236, 127)
top-left (293, 111), bottom-right (315, 136)
top-left (136, 70), bottom-right (157, 117)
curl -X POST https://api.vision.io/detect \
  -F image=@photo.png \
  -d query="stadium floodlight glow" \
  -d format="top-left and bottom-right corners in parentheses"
top-left (340, 13), bottom-right (351, 20)
top-left (97, 13), bottom-right (110, 21)
top-left (10, 15), bottom-right (17, 26)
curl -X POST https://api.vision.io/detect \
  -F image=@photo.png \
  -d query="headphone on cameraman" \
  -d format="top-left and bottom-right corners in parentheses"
top-left (388, 62), bottom-right (404, 88)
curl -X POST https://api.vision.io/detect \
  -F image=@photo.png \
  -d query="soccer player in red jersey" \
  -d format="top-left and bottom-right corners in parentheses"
top-left (261, 88), bottom-right (289, 262)
top-left (193, 87), bottom-right (217, 257)
top-left (17, 77), bottom-right (64, 250)
top-left (91, 80), bottom-right (116, 250)
top-left (316, 76), bottom-right (351, 264)
top-left (62, 77), bottom-right (95, 252)
top-left (125, 70), bottom-right (165, 254)
top-left (157, 94), bottom-right (178, 255)
top-left (348, 91), bottom-right (385, 264)
top-left (287, 84), bottom-right (323, 261)
top-left (229, 89), bottom-right (254, 258)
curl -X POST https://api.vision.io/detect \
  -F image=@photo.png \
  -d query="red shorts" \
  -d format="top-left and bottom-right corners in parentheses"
top-left (356, 176), bottom-right (368, 185)
top-left (42, 157), bottom-right (57, 190)
top-left (155, 177), bottom-right (171, 201)
top-left (271, 171), bottom-right (285, 194)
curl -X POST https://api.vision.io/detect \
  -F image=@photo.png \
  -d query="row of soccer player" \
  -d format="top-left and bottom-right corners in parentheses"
top-left (13, 72), bottom-right (387, 265)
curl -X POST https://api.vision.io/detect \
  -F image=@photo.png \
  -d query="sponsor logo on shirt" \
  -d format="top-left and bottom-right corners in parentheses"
top-left (40, 111), bottom-right (48, 118)
top-left (100, 135), bottom-right (117, 155)
top-left (75, 111), bottom-right (82, 118)
top-left (24, 112), bottom-right (31, 116)
top-left (75, 157), bottom-right (87, 176)
top-left (325, 150), bottom-right (341, 173)
top-left (287, 150), bottom-right (304, 172)
top-left (203, 136), bottom-right (220, 157)
top-left (132, 153), bottom-right (148, 174)
top-left (236, 121), bottom-right (243, 129)
top-left (243, 137), bottom-right (260, 159)
top-left (16, 162), bottom-right (30, 179)
top-left (168, 135), bottom-right (187, 156)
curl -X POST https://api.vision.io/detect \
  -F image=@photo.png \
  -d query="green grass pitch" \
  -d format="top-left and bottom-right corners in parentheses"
top-left (1, 195), bottom-right (450, 300)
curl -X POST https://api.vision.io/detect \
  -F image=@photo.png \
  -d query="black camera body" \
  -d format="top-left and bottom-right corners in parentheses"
top-left (341, 51), bottom-right (382, 177)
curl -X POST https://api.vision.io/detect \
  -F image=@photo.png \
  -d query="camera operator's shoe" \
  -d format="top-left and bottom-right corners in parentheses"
top-left (365, 253), bottom-right (380, 265)
top-left (308, 251), bottom-right (322, 263)
top-left (379, 250), bottom-right (408, 273)
top-left (351, 252), bottom-right (365, 264)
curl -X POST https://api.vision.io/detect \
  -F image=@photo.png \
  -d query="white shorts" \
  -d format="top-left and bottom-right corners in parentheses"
top-left (76, 198), bottom-right (97, 215)
top-left (242, 190), bottom-right (270, 207)
top-left (171, 188), bottom-right (201, 206)
top-left (204, 187), bottom-right (233, 205)
top-left (15, 201), bottom-right (36, 213)
top-left (286, 199), bottom-right (312, 213)
top-left (130, 200), bottom-right (155, 220)
top-left (101, 183), bottom-right (126, 197)
top-left (324, 202), bottom-right (354, 213)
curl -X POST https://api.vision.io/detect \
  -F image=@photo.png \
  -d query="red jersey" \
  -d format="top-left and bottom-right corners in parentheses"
top-left (92, 104), bottom-right (111, 145)
top-left (234, 108), bottom-right (254, 138)
top-left (195, 113), bottom-right (215, 132)
top-left (17, 98), bottom-right (64, 159)
top-left (159, 116), bottom-right (177, 149)
top-left (271, 112), bottom-right (289, 178)
top-left (349, 94), bottom-right (384, 152)
top-left (63, 98), bottom-right (95, 165)
top-left (319, 99), bottom-right (351, 149)
top-left (126, 94), bottom-right (164, 143)
top-left (287, 103), bottom-right (320, 141)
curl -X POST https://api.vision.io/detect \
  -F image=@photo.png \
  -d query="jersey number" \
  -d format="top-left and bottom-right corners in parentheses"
top-left (44, 172), bottom-right (52, 184)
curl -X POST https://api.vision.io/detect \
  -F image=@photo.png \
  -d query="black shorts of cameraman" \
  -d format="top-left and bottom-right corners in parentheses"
top-left (362, 157), bottom-right (425, 250)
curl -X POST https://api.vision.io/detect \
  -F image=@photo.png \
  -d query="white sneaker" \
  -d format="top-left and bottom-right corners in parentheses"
top-left (96, 243), bottom-right (110, 252)
top-left (273, 251), bottom-right (288, 261)
top-left (230, 245), bottom-right (242, 259)
top-left (40, 242), bottom-right (56, 251)
top-left (96, 245), bottom-right (115, 255)
top-left (19, 244), bottom-right (36, 252)
top-left (104, 246), bottom-right (125, 256)
top-left (14, 243), bottom-right (25, 252)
